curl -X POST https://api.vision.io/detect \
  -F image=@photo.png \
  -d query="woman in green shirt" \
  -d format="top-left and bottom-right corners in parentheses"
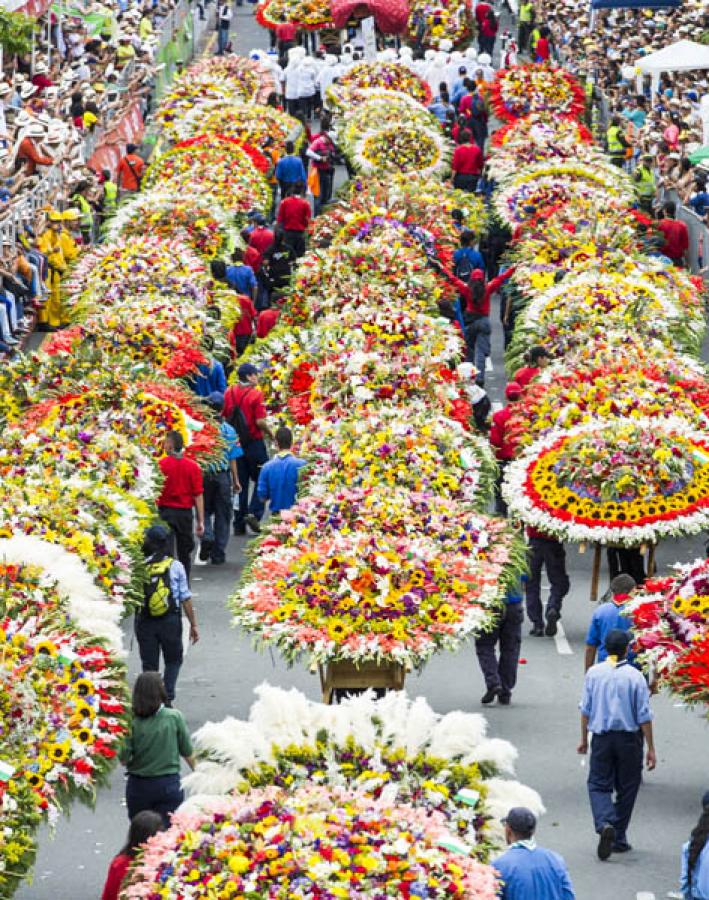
top-left (120, 672), bottom-right (196, 825)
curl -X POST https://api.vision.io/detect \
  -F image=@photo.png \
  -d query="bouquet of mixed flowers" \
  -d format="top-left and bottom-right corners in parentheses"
top-left (406, 0), bottom-right (472, 48)
top-left (173, 100), bottom-right (302, 151)
top-left (256, 0), bottom-right (333, 30)
top-left (485, 64), bottom-right (585, 121)
top-left (349, 122), bottom-right (452, 178)
top-left (328, 62), bottom-right (433, 109)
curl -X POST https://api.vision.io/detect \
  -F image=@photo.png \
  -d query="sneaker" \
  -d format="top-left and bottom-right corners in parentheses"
top-left (498, 692), bottom-right (511, 705)
top-left (211, 558), bottom-right (226, 565)
top-left (481, 687), bottom-right (499, 704)
top-left (611, 842), bottom-right (632, 853)
top-left (529, 625), bottom-right (544, 637)
top-left (193, 556), bottom-right (209, 567)
top-left (245, 514), bottom-right (262, 534)
top-left (233, 524), bottom-right (246, 535)
top-left (199, 540), bottom-right (213, 562)
top-left (545, 609), bottom-right (560, 637)
top-left (597, 823), bottom-right (615, 861)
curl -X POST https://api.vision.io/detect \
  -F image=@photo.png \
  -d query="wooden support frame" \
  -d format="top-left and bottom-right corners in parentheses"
top-left (318, 660), bottom-right (406, 705)
top-left (588, 543), bottom-right (657, 602)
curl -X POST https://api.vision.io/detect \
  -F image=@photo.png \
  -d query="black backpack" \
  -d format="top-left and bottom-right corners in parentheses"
top-left (229, 387), bottom-right (254, 447)
top-left (455, 251), bottom-right (476, 282)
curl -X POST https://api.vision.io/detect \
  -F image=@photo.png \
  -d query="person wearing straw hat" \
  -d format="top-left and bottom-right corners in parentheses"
top-left (14, 122), bottom-right (54, 176)
top-left (59, 209), bottom-right (82, 265)
top-left (36, 211), bottom-right (68, 331)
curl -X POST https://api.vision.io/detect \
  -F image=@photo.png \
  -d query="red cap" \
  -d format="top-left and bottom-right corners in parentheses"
top-left (470, 269), bottom-right (485, 281)
top-left (505, 381), bottom-right (522, 400)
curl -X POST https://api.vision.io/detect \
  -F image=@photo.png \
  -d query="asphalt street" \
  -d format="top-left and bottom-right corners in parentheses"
top-left (16, 8), bottom-right (709, 900)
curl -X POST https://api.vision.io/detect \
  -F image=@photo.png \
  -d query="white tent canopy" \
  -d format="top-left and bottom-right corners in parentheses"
top-left (636, 40), bottom-right (709, 94)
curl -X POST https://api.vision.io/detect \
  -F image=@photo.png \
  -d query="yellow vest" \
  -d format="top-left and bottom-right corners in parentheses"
top-left (606, 126), bottom-right (623, 154)
top-left (519, 3), bottom-right (533, 23)
top-left (635, 166), bottom-right (655, 198)
top-left (73, 194), bottom-right (94, 229)
top-left (103, 180), bottom-right (118, 212)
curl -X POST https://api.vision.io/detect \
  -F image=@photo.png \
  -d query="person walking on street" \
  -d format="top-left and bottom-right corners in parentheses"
top-left (489, 380), bottom-right (523, 514)
top-left (120, 672), bottom-right (196, 826)
top-left (136, 525), bottom-right (198, 704)
top-left (307, 130), bottom-right (336, 213)
top-left (493, 807), bottom-right (575, 899)
top-left (585, 574), bottom-right (637, 672)
top-left (276, 183), bottom-right (311, 257)
top-left (679, 791), bottom-right (709, 900)
top-left (100, 811), bottom-right (163, 900)
top-left (525, 528), bottom-right (570, 637)
top-left (223, 362), bottom-right (274, 535)
top-left (578, 629), bottom-right (656, 860)
top-left (257, 425), bottom-right (306, 515)
top-left (157, 431), bottom-right (205, 581)
top-left (198, 392), bottom-right (242, 565)
top-left (116, 144), bottom-right (145, 196)
top-left (474, 587), bottom-right (523, 706)
top-left (216, 0), bottom-right (232, 55)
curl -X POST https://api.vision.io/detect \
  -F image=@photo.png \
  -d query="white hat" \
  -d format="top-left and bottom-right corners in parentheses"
top-left (439, 38), bottom-right (453, 52)
top-left (26, 123), bottom-right (45, 137)
top-left (45, 129), bottom-right (64, 144)
top-left (20, 83), bottom-right (37, 99)
top-left (35, 62), bottom-right (48, 74)
top-left (465, 47), bottom-right (478, 60)
top-left (15, 111), bottom-right (33, 127)
top-left (13, 74), bottom-right (26, 85)
top-left (0, 83), bottom-right (11, 96)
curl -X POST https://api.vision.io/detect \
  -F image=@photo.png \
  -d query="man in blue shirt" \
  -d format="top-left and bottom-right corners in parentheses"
top-left (226, 248), bottom-right (257, 301)
top-left (585, 573), bottom-right (636, 671)
top-left (453, 230), bottom-right (485, 278)
top-left (689, 176), bottom-right (709, 219)
top-left (578, 630), bottom-right (656, 860)
top-left (275, 140), bottom-right (306, 200)
top-left (198, 392), bottom-right (243, 565)
top-left (190, 337), bottom-right (227, 398)
top-left (257, 425), bottom-right (306, 515)
top-left (493, 807), bottom-right (575, 899)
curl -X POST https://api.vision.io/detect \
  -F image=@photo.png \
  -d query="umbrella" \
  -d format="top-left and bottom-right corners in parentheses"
top-left (689, 146), bottom-right (709, 165)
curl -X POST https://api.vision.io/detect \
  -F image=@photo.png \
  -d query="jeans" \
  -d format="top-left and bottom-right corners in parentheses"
top-left (453, 173), bottom-right (479, 192)
top-left (464, 316), bottom-right (491, 384)
top-left (525, 537), bottom-right (570, 627)
top-left (134, 612), bottom-right (184, 701)
top-left (217, 25), bottom-right (229, 53)
top-left (126, 772), bottom-right (183, 827)
top-left (475, 602), bottom-right (523, 695)
top-left (158, 506), bottom-right (194, 581)
top-left (314, 169), bottom-right (333, 215)
top-left (203, 470), bottom-right (232, 562)
top-left (234, 438), bottom-right (268, 528)
top-left (607, 547), bottom-right (646, 585)
top-left (588, 730), bottom-right (643, 845)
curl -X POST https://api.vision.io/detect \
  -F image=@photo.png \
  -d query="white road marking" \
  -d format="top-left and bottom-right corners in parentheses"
top-left (554, 621), bottom-right (573, 655)
top-left (636, 893), bottom-right (655, 900)
top-left (485, 357), bottom-right (493, 371)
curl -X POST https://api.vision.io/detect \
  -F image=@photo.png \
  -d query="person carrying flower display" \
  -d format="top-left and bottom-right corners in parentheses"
top-left (275, 140), bottom-right (307, 201)
top-left (451, 128), bottom-right (484, 192)
top-left (276, 182), bottom-right (311, 257)
top-left (257, 425), bottom-right (306, 516)
top-left (475, 586), bottom-right (524, 706)
top-left (223, 362), bottom-right (275, 536)
top-left (525, 527), bottom-right (570, 638)
top-left (157, 431), bottom-right (205, 581)
top-left (513, 345), bottom-right (550, 388)
top-left (585, 574), bottom-right (637, 673)
top-left (307, 130), bottom-right (336, 214)
top-left (490, 381), bottom-right (523, 514)
top-left (36, 210), bottom-right (67, 332)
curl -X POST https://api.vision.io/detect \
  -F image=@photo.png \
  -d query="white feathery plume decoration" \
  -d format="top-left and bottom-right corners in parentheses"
top-left (250, 683), bottom-right (316, 744)
top-left (428, 710), bottom-right (488, 759)
top-left (463, 738), bottom-right (518, 775)
top-left (402, 696), bottom-right (439, 755)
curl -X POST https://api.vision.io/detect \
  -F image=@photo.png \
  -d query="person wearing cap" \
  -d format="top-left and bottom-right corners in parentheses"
top-left (36, 211), bottom-right (68, 330)
top-left (578, 629), bottom-right (656, 859)
top-left (223, 363), bottom-right (274, 535)
top-left (257, 425), bottom-right (306, 516)
top-left (198, 393), bottom-right (242, 566)
top-left (15, 123), bottom-right (54, 176)
top-left (474, 584), bottom-right (524, 706)
top-left (679, 790), bottom-right (709, 900)
top-left (493, 807), bottom-right (574, 899)
top-left (585, 574), bottom-right (636, 672)
top-left (134, 525), bottom-right (198, 705)
top-left (190, 336), bottom-right (227, 399)
top-left (275, 140), bottom-right (307, 201)
top-left (489, 380), bottom-right (523, 513)
top-left (58, 209), bottom-right (82, 264)
top-left (634, 154), bottom-right (656, 214)
top-left (513, 345), bottom-right (550, 387)
top-left (156, 430), bottom-right (205, 581)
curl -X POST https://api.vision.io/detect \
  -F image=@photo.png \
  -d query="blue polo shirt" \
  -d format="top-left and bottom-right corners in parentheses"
top-left (226, 264), bottom-right (257, 296)
top-left (257, 451), bottom-right (306, 513)
top-left (580, 660), bottom-right (653, 734)
top-left (192, 360), bottom-right (226, 398)
top-left (494, 843), bottom-right (575, 899)
top-left (585, 600), bottom-right (633, 663)
top-left (275, 154), bottom-right (307, 184)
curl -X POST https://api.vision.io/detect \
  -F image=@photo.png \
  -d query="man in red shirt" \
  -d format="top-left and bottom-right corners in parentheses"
top-left (229, 294), bottom-right (257, 357)
top-left (451, 129), bottom-right (484, 192)
top-left (116, 144), bottom-right (145, 194)
top-left (276, 183), bottom-right (311, 258)
top-left (513, 345), bottom-right (550, 387)
top-left (474, 1), bottom-right (491, 26)
top-left (656, 201), bottom-right (689, 266)
top-left (248, 216), bottom-right (275, 257)
top-left (490, 381), bottom-right (522, 514)
top-left (256, 307), bottom-right (279, 339)
top-left (157, 431), bottom-right (204, 580)
top-left (223, 363), bottom-right (274, 535)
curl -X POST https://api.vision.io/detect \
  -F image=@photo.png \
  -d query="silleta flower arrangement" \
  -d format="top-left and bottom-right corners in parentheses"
top-left (184, 684), bottom-right (545, 852)
top-left (406, 0), bottom-right (472, 48)
top-left (485, 63), bottom-right (586, 121)
top-left (626, 560), bottom-right (709, 708)
top-left (328, 62), bottom-right (433, 110)
top-left (256, 0), bottom-right (333, 30)
top-left (351, 122), bottom-right (452, 179)
top-left (174, 100), bottom-right (302, 151)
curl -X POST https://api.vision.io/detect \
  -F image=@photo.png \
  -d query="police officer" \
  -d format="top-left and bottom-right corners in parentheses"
top-left (475, 587), bottom-right (523, 705)
top-left (634, 154), bottom-right (656, 215)
top-left (578, 629), bottom-right (656, 860)
top-left (606, 116), bottom-right (629, 169)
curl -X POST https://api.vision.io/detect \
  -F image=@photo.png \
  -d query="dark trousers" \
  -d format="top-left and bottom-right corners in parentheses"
top-left (283, 229), bottom-right (306, 257)
top-left (453, 173), bottom-right (479, 192)
top-left (314, 169), bottom-right (333, 215)
top-left (158, 506), bottom-right (194, 581)
top-left (494, 461), bottom-right (508, 515)
top-left (126, 772), bottom-right (183, 827)
top-left (525, 537), bottom-right (570, 627)
top-left (464, 316), bottom-right (491, 384)
top-left (475, 602), bottom-right (522, 694)
top-left (232, 333), bottom-right (251, 357)
top-left (234, 438), bottom-right (268, 527)
top-left (518, 21), bottom-right (531, 51)
top-left (588, 730), bottom-right (643, 844)
top-left (203, 469), bottom-right (232, 562)
top-left (134, 612), bottom-right (183, 701)
top-left (607, 547), bottom-right (646, 585)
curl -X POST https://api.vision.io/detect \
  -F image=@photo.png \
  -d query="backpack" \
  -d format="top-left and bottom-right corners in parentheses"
top-left (455, 250), bottom-right (476, 282)
top-left (143, 557), bottom-right (177, 618)
top-left (228, 387), bottom-right (254, 447)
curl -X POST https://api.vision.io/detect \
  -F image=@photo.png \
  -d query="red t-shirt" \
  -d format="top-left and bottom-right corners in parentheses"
top-left (117, 154), bottom-right (145, 191)
top-left (232, 295), bottom-right (257, 337)
top-left (158, 455), bottom-right (203, 509)
top-left (244, 244), bottom-right (262, 273)
top-left (489, 406), bottom-right (515, 461)
top-left (452, 143), bottom-right (484, 175)
top-left (276, 21), bottom-right (296, 41)
top-left (256, 308), bottom-right (279, 338)
top-left (657, 218), bottom-right (689, 261)
top-left (474, 2), bottom-right (491, 24)
top-left (277, 196), bottom-right (311, 232)
top-left (535, 37), bottom-right (550, 60)
top-left (101, 854), bottom-right (131, 900)
top-left (249, 226), bottom-right (275, 256)
top-left (513, 365), bottom-right (540, 387)
top-left (480, 15), bottom-right (498, 36)
top-left (223, 384), bottom-right (268, 440)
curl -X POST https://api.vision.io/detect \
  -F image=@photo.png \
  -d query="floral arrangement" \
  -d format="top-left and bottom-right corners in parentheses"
top-left (626, 560), bottom-right (709, 707)
top-left (155, 55), bottom-right (277, 140)
top-left (256, 0), bottom-right (333, 30)
top-left (0, 563), bottom-right (128, 894)
top-left (406, 0), bottom-right (472, 48)
top-left (184, 685), bottom-right (545, 851)
top-left (485, 64), bottom-right (585, 121)
top-left (350, 122), bottom-right (452, 178)
top-left (503, 418), bottom-right (709, 547)
top-left (328, 62), bottom-right (433, 110)
top-left (341, 91), bottom-right (441, 144)
top-left (143, 135), bottom-right (271, 219)
top-left (120, 785), bottom-right (501, 899)
top-left (173, 100), bottom-right (302, 151)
